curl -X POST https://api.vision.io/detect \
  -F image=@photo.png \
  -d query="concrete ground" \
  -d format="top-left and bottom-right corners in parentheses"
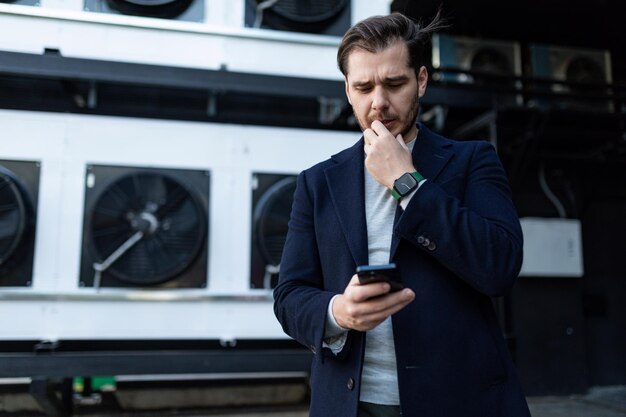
top-left (203, 385), bottom-right (626, 417)
top-left (2, 384), bottom-right (625, 416)
top-left (527, 385), bottom-right (626, 417)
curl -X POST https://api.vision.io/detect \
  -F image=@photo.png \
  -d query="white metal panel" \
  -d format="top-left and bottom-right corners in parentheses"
top-left (0, 299), bottom-right (287, 340)
top-left (0, 109), bottom-right (357, 340)
top-left (519, 217), bottom-right (584, 278)
top-left (0, 111), bottom-right (67, 293)
top-left (0, 0), bottom-right (391, 79)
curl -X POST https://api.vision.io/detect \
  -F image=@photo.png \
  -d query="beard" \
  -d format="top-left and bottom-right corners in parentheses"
top-left (353, 94), bottom-right (419, 141)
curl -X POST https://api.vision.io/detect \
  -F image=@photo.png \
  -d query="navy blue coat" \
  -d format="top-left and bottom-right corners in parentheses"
top-left (274, 124), bottom-right (531, 417)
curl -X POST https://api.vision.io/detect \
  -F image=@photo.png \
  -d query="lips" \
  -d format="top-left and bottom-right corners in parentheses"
top-left (381, 119), bottom-right (396, 129)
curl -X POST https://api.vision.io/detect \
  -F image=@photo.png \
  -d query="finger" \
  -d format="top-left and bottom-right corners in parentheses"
top-left (353, 281), bottom-right (392, 302)
top-left (362, 288), bottom-right (415, 314)
top-left (370, 120), bottom-right (388, 136)
top-left (358, 289), bottom-right (415, 323)
top-left (363, 128), bottom-right (377, 145)
top-left (346, 280), bottom-right (391, 303)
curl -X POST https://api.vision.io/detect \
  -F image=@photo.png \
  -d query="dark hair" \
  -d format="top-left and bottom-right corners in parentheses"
top-left (337, 11), bottom-right (447, 77)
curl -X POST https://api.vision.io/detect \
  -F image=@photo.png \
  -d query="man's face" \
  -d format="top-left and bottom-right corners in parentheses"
top-left (344, 41), bottom-right (428, 142)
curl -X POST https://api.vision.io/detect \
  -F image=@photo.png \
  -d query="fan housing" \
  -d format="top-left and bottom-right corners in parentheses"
top-left (0, 160), bottom-right (39, 287)
top-left (250, 173), bottom-right (296, 289)
top-left (79, 165), bottom-right (210, 289)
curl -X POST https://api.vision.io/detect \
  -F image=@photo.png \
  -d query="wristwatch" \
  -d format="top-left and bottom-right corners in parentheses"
top-left (390, 171), bottom-right (424, 201)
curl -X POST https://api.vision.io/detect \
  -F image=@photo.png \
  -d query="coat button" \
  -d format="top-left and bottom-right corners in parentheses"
top-left (347, 378), bottom-right (355, 390)
top-left (417, 236), bottom-right (425, 244)
top-left (428, 241), bottom-right (437, 251)
top-left (422, 238), bottom-right (430, 247)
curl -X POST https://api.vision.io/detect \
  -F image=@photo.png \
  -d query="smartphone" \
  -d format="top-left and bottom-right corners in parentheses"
top-left (356, 263), bottom-right (403, 292)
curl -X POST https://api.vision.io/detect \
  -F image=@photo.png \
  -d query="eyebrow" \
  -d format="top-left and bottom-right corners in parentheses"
top-left (351, 75), bottom-right (410, 88)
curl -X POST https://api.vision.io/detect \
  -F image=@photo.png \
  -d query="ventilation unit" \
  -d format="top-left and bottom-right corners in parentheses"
top-left (79, 165), bottom-right (209, 289)
top-left (527, 44), bottom-right (613, 112)
top-left (0, 160), bottom-right (39, 288)
top-left (83, 0), bottom-right (204, 22)
top-left (0, 0), bottom-right (38, 5)
top-left (245, 0), bottom-right (351, 36)
top-left (432, 34), bottom-right (521, 91)
top-left (250, 173), bottom-right (296, 289)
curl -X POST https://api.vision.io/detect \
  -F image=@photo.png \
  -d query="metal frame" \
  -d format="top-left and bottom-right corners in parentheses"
top-left (0, 50), bottom-right (343, 99)
top-left (0, 348), bottom-right (311, 378)
top-left (0, 50), bottom-right (503, 115)
top-left (1, 346), bottom-right (311, 416)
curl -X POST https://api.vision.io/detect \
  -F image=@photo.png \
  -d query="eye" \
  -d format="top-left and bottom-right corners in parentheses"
top-left (387, 83), bottom-right (404, 90)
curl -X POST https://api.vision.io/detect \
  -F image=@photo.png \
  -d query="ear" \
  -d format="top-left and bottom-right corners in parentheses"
top-left (417, 66), bottom-right (428, 98)
top-left (344, 78), bottom-right (352, 105)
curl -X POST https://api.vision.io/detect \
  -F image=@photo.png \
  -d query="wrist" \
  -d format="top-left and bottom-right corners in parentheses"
top-left (387, 166), bottom-right (415, 189)
top-left (390, 171), bottom-right (424, 201)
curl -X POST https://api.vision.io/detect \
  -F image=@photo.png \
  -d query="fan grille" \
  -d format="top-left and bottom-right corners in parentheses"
top-left (254, 176), bottom-right (296, 267)
top-left (106, 0), bottom-right (192, 18)
top-left (89, 172), bottom-right (206, 285)
top-left (470, 48), bottom-right (512, 75)
top-left (0, 168), bottom-right (27, 266)
top-left (565, 56), bottom-right (606, 96)
top-left (258, 0), bottom-right (348, 23)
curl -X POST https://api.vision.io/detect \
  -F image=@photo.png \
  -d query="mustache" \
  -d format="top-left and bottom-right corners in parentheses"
top-left (368, 113), bottom-right (398, 121)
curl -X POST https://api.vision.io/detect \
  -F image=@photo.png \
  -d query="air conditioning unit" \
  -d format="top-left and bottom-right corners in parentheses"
top-left (79, 164), bottom-right (210, 289)
top-left (83, 0), bottom-right (204, 22)
top-left (432, 34), bottom-right (521, 87)
top-left (0, 0), bottom-right (38, 6)
top-left (0, 160), bottom-right (40, 287)
top-left (244, 0), bottom-right (351, 36)
top-left (527, 44), bottom-right (613, 112)
top-left (250, 173), bottom-right (296, 289)
top-left (0, 108), bottom-right (360, 343)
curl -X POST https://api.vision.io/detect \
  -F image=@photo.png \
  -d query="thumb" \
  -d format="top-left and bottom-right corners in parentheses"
top-left (348, 274), bottom-right (361, 287)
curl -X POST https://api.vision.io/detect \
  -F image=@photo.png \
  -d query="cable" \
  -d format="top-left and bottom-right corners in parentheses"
top-left (538, 163), bottom-right (567, 218)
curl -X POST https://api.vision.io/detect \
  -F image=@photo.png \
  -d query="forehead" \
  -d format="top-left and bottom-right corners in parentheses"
top-left (345, 41), bottom-right (412, 82)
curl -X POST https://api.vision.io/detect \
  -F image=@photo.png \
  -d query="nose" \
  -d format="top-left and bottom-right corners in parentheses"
top-left (371, 86), bottom-right (389, 111)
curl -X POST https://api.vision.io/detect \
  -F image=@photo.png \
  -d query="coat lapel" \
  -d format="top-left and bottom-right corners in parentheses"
top-left (324, 140), bottom-right (369, 268)
top-left (390, 124), bottom-right (454, 259)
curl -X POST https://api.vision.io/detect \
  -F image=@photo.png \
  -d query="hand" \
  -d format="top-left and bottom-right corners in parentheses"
top-left (332, 274), bottom-right (415, 332)
top-left (363, 120), bottom-right (415, 189)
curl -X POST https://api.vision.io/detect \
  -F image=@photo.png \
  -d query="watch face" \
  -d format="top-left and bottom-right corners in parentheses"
top-left (394, 172), bottom-right (418, 196)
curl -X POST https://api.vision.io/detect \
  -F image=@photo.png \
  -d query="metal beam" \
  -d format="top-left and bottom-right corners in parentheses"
top-left (0, 50), bottom-right (502, 109)
top-left (0, 349), bottom-right (312, 378)
top-left (0, 50), bottom-right (345, 99)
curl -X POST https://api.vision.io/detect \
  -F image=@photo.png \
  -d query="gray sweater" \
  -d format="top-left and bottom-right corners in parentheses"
top-left (324, 138), bottom-right (418, 405)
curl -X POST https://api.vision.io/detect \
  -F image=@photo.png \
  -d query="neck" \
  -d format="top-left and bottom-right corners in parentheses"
top-left (403, 125), bottom-right (419, 144)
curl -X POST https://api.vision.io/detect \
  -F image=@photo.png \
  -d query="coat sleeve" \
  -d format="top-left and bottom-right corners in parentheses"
top-left (395, 141), bottom-right (523, 297)
top-left (273, 170), bottom-right (349, 359)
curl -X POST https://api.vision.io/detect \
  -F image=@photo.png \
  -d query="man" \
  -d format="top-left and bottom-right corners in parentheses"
top-left (274, 12), bottom-right (530, 417)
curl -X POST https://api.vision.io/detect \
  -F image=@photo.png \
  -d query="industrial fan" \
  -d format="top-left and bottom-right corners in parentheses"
top-left (250, 174), bottom-right (296, 289)
top-left (528, 44), bottom-right (613, 112)
top-left (105, 0), bottom-right (193, 18)
top-left (246, 0), bottom-right (350, 36)
top-left (432, 34), bottom-right (521, 88)
top-left (84, 0), bottom-right (203, 22)
top-left (0, 161), bottom-right (39, 287)
top-left (79, 165), bottom-right (209, 289)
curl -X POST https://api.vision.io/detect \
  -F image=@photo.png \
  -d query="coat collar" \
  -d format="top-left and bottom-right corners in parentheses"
top-left (324, 123), bottom-right (454, 266)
